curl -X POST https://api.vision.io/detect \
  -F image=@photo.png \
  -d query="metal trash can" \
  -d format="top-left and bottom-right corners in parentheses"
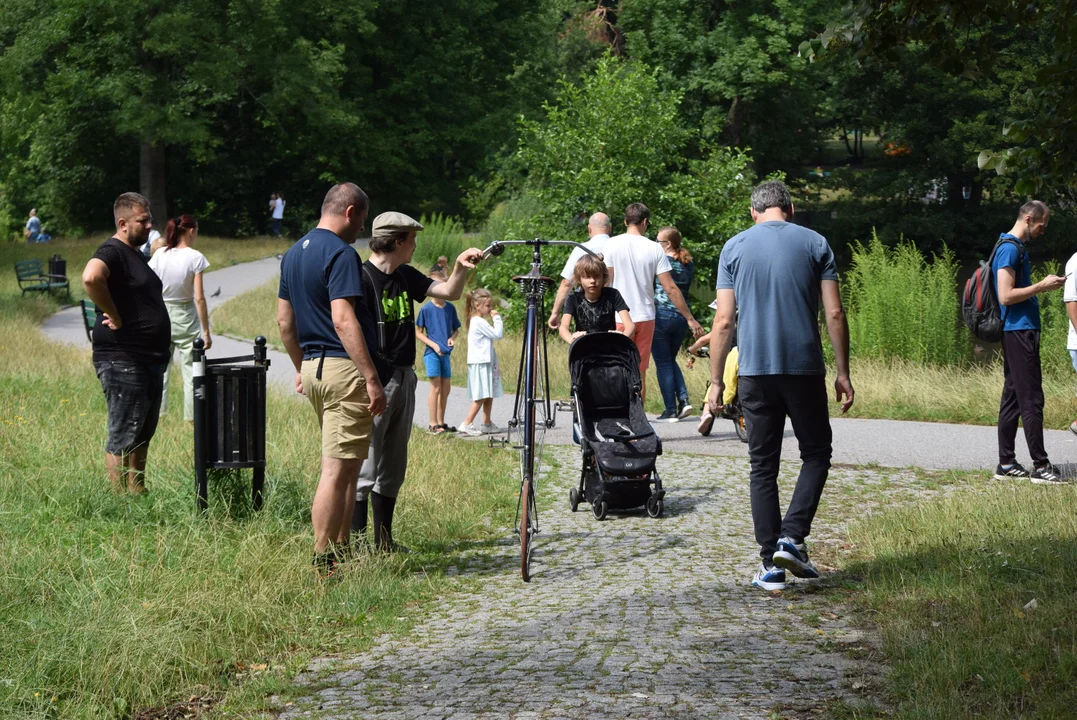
top-left (49, 254), bottom-right (66, 278)
top-left (192, 336), bottom-right (270, 512)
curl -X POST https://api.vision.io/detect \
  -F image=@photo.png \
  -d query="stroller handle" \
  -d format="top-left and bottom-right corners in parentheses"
top-left (481, 239), bottom-right (600, 261)
top-left (610, 429), bottom-right (657, 443)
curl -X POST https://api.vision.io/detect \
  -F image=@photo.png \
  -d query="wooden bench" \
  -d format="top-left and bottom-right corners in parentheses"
top-left (15, 258), bottom-right (69, 297)
top-left (80, 300), bottom-right (98, 342)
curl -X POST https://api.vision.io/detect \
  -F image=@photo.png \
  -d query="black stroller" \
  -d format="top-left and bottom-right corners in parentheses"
top-left (567, 332), bottom-right (665, 519)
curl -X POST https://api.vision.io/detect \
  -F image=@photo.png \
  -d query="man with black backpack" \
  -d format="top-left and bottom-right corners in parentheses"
top-left (993, 200), bottom-right (1067, 484)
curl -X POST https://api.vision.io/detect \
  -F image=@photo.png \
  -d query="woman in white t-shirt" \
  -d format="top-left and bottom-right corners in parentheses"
top-left (148, 214), bottom-right (211, 421)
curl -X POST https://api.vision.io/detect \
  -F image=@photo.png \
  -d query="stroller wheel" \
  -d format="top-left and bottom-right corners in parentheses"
top-left (646, 495), bottom-right (664, 518)
top-left (592, 499), bottom-right (608, 521)
top-left (568, 487), bottom-right (580, 512)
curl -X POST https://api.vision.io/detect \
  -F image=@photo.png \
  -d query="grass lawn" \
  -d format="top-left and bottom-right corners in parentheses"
top-left (214, 277), bottom-right (1077, 427)
top-left (841, 480), bottom-right (1077, 718)
top-left (0, 239), bottom-right (517, 718)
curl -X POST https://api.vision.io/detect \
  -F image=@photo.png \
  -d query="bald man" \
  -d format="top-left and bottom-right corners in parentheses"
top-left (547, 212), bottom-right (613, 329)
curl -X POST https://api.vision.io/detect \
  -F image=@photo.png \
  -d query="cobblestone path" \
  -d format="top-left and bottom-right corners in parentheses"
top-left (277, 447), bottom-right (921, 719)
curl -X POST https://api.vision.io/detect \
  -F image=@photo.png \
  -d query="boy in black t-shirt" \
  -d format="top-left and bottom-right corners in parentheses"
top-left (559, 253), bottom-right (634, 343)
top-left (350, 212), bottom-right (484, 552)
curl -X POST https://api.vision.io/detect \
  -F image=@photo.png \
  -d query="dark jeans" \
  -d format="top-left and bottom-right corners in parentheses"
top-left (739, 374), bottom-right (832, 562)
top-left (651, 307), bottom-right (689, 413)
top-left (271, 218), bottom-right (282, 236)
top-left (93, 360), bottom-right (166, 454)
top-left (999, 329), bottom-right (1048, 467)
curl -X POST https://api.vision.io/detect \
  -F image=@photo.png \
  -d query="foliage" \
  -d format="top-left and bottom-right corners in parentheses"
top-left (844, 234), bottom-right (968, 365)
top-left (805, 0), bottom-right (1077, 200)
top-left (0, 0), bottom-right (580, 237)
top-left (619, 0), bottom-right (835, 172)
top-left (412, 214), bottom-right (470, 271)
top-left (479, 55), bottom-right (755, 326)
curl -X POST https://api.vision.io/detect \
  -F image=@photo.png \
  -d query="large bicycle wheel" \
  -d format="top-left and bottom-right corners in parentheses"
top-left (520, 479), bottom-right (536, 581)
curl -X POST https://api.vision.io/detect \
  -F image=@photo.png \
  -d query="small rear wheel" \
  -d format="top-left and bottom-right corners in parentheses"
top-left (568, 487), bottom-right (580, 512)
top-left (646, 495), bottom-right (664, 518)
top-left (592, 499), bottom-right (608, 521)
top-left (520, 479), bottom-right (536, 582)
top-left (735, 413), bottom-right (748, 443)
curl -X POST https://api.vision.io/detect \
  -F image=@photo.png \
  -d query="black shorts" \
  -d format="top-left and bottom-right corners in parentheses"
top-left (94, 360), bottom-right (166, 454)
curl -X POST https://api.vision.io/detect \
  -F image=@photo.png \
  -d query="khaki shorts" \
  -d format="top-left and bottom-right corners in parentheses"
top-left (301, 357), bottom-right (373, 460)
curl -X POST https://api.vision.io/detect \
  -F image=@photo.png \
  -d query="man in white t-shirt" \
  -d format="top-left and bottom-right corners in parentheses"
top-left (547, 212), bottom-right (612, 329)
top-left (1064, 250), bottom-right (1077, 434)
top-left (603, 202), bottom-right (703, 401)
top-left (272, 192), bottom-right (286, 236)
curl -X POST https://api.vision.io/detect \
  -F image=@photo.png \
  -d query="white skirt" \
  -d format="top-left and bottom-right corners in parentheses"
top-left (467, 360), bottom-right (503, 401)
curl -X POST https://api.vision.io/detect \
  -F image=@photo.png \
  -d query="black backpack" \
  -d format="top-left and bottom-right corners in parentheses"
top-left (961, 237), bottom-right (1024, 343)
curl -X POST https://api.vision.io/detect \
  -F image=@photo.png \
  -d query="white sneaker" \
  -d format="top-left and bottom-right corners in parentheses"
top-left (480, 422), bottom-right (503, 434)
top-left (458, 422), bottom-right (482, 437)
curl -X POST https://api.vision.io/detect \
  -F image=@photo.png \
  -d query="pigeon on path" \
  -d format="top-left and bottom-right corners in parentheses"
top-left (210, 287), bottom-right (221, 298)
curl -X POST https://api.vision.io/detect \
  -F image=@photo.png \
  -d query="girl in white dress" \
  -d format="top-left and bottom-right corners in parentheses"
top-left (459, 288), bottom-right (503, 436)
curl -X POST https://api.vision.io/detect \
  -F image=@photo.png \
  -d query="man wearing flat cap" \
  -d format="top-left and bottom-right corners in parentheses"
top-left (350, 211), bottom-right (484, 551)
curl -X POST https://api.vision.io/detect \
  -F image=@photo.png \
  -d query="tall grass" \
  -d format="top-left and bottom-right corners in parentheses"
top-left (414, 213), bottom-right (471, 269)
top-left (216, 277), bottom-right (1077, 426)
top-left (844, 233), bottom-right (969, 365)
top-left (0, 241), bottom-right (517, 719)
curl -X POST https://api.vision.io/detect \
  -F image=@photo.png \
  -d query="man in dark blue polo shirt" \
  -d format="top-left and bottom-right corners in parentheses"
top-left (277, 182), bottom-right (386, 574)
top-left (992, 200), bottom-right (1066, 484)
top-left (707, 180), bottom-right (854, 592)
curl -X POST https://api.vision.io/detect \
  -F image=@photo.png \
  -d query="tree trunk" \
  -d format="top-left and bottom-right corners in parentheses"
top-left (140, 140), bottom-right (167, 221)
top-left (723, 96), bottom-right (745, 146)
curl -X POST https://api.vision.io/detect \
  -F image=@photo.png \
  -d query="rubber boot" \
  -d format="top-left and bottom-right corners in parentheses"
top-left (351, 496), bottom-right (368, 534)
top-left (371, 492), bottom-right (408, 552)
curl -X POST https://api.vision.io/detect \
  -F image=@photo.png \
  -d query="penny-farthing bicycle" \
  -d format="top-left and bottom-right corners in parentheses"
top-left (481, 238), bottom-right (597, 582)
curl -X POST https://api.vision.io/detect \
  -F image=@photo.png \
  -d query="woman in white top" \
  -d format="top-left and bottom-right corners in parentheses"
top-left (148, 214), bottom-right (211, 420)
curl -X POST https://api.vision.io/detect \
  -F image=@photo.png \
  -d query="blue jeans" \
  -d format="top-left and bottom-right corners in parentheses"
top-left (652, 307), bottom-right (689, 413)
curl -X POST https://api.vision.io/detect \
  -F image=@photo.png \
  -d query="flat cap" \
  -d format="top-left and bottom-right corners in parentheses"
top-left (371, 211), bottom-right (424, 239)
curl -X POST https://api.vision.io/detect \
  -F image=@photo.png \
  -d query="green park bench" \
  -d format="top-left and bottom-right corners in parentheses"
top-left (15, 258), bottom-right (70, 298)
top-left (80, 299), bottom-right (98, 342)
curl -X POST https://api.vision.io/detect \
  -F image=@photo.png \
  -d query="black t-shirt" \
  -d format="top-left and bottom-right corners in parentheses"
top-left (563, 287), bottom-right (629, 333)
top-left (360, 261), bottom-right (434, 369)
top-left (91, 238), bottom-right (171, 364)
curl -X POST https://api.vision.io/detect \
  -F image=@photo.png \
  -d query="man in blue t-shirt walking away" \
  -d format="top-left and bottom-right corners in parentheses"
top-left (707, 181), bottom-right (854, 592)
top-left (992, 200), bottom-right (1067, 484)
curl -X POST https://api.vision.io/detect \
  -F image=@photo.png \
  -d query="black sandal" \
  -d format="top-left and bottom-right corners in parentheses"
top-left (438, 423), bottom-right (457, 433)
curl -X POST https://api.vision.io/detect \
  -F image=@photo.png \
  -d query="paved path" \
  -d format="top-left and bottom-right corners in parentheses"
top-left (269, 446), bottom-right (945, 720)
top-left (41, 256), bottom-right (1077, 473)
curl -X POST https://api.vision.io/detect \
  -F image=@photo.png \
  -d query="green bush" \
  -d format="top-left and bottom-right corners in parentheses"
top-left (413, 213), bottom-right (468, 270)
top-left (474, 55), bottom-right (757, 329)
top-left (1033, 263), bottom-right (1073, 379)
top-left (844, 233), bottom-right (969, 365)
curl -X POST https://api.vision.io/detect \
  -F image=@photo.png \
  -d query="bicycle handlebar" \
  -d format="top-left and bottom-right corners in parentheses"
top-left (480, 239), bottom-right (600, 261)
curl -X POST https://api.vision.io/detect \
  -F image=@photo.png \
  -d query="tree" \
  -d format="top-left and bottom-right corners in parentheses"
top-left (0, 0), bottom-right (371, 233)
top-left (617, 0), bottom-right (835, 174)
top-left (801, 0), bottom-right (1077, 199)
top-left (0, 0), bottom-right (575, 236)
top-left (475, 55), bottom-right (756, 324)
